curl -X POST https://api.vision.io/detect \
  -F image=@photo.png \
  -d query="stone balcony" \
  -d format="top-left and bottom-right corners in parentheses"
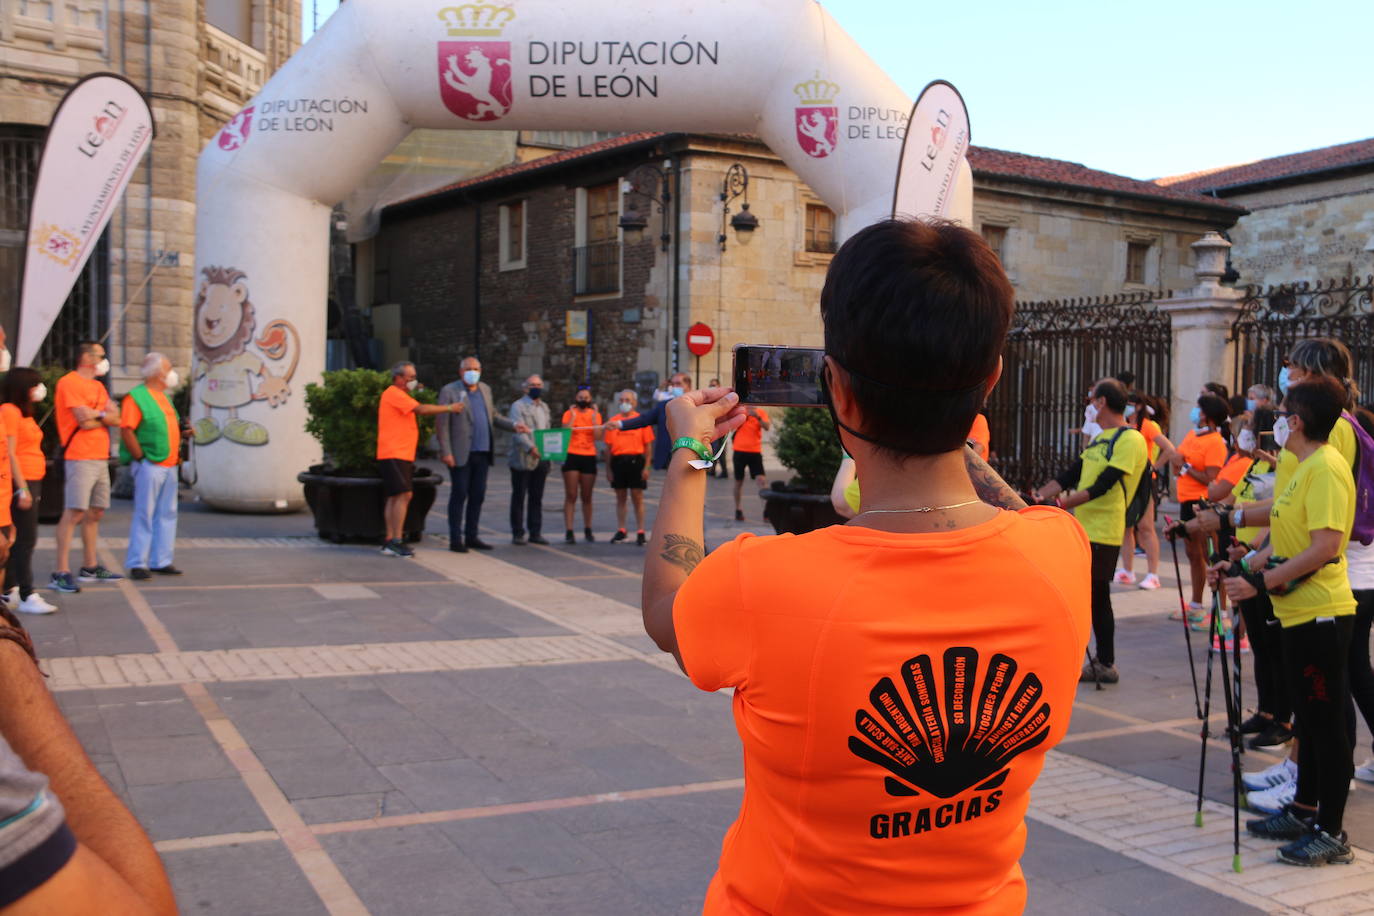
top-left (0, 0), bottom-right (106, 70)
top-left (200, 23), bottom-right (267, 116)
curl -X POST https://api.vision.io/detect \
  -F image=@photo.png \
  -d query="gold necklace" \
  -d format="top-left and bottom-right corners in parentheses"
top-left (854, 498), bottom-right (983, 516)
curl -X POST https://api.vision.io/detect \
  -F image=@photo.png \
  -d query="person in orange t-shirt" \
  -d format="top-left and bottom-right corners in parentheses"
top-left (51, 341), bottom-right (123, 593)
top-left (377, 362), bottom-right (460, 557)
top-left (561, 387), bottom-right (603, 543)
top-left (1171, 394), bottom-right (1231, 606)
top-left (967, 412), bottom-right (990, 462)
top-left (1, 367), bottom-right (50, 613)
top-left (604, 389), bottom-right (655, 544)
top-left (731, 406), bottom-right (770, 522)
top-left (642, 219), bottom-right (1090, 915)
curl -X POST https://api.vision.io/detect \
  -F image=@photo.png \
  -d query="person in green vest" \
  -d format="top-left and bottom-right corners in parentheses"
top-left (119, 354), bottom-right (188, 580)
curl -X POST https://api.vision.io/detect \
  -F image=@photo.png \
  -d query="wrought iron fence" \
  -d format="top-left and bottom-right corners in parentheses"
top-left (572, 241), bottom-right (620, 296)
top-left (988, 290), bottom-right (1171, 494)
top-left (1231, 276), bottom-right (1374, 402)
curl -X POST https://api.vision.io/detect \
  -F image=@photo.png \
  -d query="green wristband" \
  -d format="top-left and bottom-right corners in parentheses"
top-left (672, 437), bottom-right (711, 462)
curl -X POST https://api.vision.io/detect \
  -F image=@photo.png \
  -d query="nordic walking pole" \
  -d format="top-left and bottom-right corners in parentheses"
top-left (1165, 517), bottom-right (1203, 718)
top-left (1194, 583), bottom-right (1221, 828)
top-left (1213, 589), bottom-right (1244, 873)
top-left (1085, 647), bottom-right (1102, 691)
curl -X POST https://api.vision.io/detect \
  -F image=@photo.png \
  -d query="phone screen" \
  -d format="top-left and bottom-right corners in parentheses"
top-left (732, 345), bottom-right (826, 407)
top-left (1259, 431), bottom-right (1276, 451)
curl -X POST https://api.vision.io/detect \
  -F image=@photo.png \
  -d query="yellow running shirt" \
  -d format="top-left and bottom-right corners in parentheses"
top-left (1073, 427), bottom-right (1148, 546)
top-left (1269, 443), bottom-right (1357, 627)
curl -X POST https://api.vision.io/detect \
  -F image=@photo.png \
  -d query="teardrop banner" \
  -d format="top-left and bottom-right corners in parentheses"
top-left (891, 79), bottom-right (970, 224)
top-left (18, 72), bottom-right (155, 365)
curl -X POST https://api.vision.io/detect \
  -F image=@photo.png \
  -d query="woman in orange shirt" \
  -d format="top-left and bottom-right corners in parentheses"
top-left (561, 386), bottom-right (603, 543)
top-left (0, 369), bottom-right (47, 614)
top-left (643, 220), bottom-right (1090, 914)
top-left (1172, 394), bottom-right (1231, 608)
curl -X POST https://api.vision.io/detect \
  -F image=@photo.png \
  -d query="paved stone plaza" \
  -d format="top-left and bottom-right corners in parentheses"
top-left (22, 466), bottom-right (1374, 915)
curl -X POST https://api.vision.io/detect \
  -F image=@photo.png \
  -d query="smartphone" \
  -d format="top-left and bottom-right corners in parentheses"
top-left (1259, 431), bottom-right (1276, 452)
top-left (732, 345), bottom-right (826, 407)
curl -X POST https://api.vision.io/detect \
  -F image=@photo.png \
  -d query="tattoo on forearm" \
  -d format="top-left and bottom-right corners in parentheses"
top-left (964, 447), bottom-right (1027, 510)
top-left (660, 534), bottom-right (705, 575)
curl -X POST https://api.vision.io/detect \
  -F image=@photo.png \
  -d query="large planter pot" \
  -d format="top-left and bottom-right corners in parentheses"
top-left (760, 487), bottom-right (844, 536)
top-left (297, 468), bottom-right (439, 543)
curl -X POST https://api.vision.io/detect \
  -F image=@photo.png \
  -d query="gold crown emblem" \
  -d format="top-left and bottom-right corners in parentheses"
top-left (437, 4), bottom-right (515, 37)
top-left (793, 73), bottom-right (840, 106)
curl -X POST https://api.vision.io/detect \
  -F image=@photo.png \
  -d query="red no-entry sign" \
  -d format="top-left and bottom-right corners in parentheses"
top-left (686, 322), bottom-right (714, 357)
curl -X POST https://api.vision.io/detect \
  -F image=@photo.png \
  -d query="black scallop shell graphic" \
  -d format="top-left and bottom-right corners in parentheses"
top-left (848, 647), bottom-right (1052, 798)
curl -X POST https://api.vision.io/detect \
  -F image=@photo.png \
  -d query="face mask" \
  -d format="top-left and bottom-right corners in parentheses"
top-left (0, 348), bottom-right (11, 373)
top-left (1124, 404), bottom-right (1136, 419)
top-left (668, 386), bottom-right (684, 398)
top-left (1189, 406), bottom-right (1203, 426)
top-left (1274, 415), bottom-right (1291, 449)
top-left (164, 369), bottom-right (180, 389)
top-left (527, 386), bottom-right (542, 400)
top-left (406, 379), bottom-right (418, 391)
top-left (1278, 367), bottom-right (1290, 395)
top-left (1237, 429), bottom-right (1256, 452)
top-left (94, 358), bottom-right (110, 377)
top-left (618, 402), bottom-right (633, 414)
top-left (1245, 398), bottom-right (1258, 413)
top-left (576, 398), bottom-right (591, 408)
top-left (462, 370), bottom-right (480, 386)
top-left (1083, 402), bottom-right (1098, 423)
top-left (29, 384), bottom-right (46, 403)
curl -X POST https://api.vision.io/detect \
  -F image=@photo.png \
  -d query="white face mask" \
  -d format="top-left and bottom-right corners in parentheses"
top-left (406, 379), bottom-right (418, 391)
top-left (462, 369), bottom-right (481, 386)
top-left (1083, 402), bottom-right (1098, 423)
top-left (94, 357), bottom-right (111, 378)
top-left (618, 402), bottom-right (633, 414)
top-left (1237, 429), bottom-right (1256, 452)
top-left (164, 369), bottom-right (180, 389)
top-left (29, 383), bottom-right (46, 403)
top-left (1273, 415), bottom-right (1291, 449)
top-left (0, 348), bottom-right (11, 373)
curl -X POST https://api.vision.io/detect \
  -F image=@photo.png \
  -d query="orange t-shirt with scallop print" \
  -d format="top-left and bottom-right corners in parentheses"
top-left (967, 414), bottom-right (990, 461)
top-left (376, 385), bottom-right (420, 461)
top-left (1, 404), bottom-right (45, 482)
top-left (674, 508), bottom-right (1092, 916)
top-left (55, 371), bottom-right (111, 461)
top-left (561, 406), bottom-right (602, 456)
top-left (604, 411), bottom-right (654, 456)
top-left (733, 408), bottom-right (770, 454)
top-left (1176, 429), bottom-right (1228, 501)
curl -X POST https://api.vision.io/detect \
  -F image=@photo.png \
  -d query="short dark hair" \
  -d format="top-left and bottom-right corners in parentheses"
top-left (821, 218), bottom-right (1013, 457)
top-left (1113, 370), bottom-right (1136, 389)
top-left (1, 367), bottom-right (41, 418)
top-left (75, 341), bottom-right (101, 368)
top-left (1093, 378), bottom-right (1128, 414)
top-left (1228, 395), bottom-right (1248, 417)
top-left (1285, 378), bottom-right (1345, 442)
top-left (1198, 394), bottom-right (1230, 427)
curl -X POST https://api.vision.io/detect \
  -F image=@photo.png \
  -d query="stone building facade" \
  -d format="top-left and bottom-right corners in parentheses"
top-left (0, 0), bottom-right (298, 389)
top-left (1156, 137), bottom-right (1374, 288)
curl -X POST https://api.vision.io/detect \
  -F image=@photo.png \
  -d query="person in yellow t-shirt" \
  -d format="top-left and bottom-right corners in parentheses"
top-left (1221, 377), bottom-right (1357, 865)
top-left (1036, 378), bottom-right (1147, 684)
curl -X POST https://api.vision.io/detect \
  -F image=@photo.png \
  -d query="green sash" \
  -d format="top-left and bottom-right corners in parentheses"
top-left (118, 385), bottom-right (174, 465)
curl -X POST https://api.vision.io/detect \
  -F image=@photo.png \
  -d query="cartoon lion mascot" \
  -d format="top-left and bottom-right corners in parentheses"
top-left (191, 266), bottom-right (298, 446)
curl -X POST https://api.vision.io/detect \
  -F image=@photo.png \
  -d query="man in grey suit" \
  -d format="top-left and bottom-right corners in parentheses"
top-left (437, 356), bottom-right (528, 553)
top-left (508, 374), bottom-right (552, 545)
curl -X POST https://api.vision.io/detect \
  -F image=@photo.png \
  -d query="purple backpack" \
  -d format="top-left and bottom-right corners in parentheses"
top-left (1342, 412), bottom-right (1374, 546)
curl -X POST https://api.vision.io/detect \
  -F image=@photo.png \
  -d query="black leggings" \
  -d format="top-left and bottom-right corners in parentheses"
top-left (3, 489), bottom-right (39, 600)
top-left (1238, 593), bottom-right (1291, 724)
top-left (1283, 615), bottom-right (1354, 835)
top-left (1350, 590), bottom-right (1374, 755)
top-left (1089, 542), bottom-right (1118, 666)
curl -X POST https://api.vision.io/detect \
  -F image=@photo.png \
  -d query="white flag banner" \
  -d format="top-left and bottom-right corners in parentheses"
top-left (891, 80), bottom-right (970, 223)
top-left (18, 73), bottom-right (154, 365)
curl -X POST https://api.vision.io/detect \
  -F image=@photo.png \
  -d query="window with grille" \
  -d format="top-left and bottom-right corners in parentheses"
top-left (805, 204), bottom-right (837, 254)
top-left (982, 224), bottom-right (1008, 263)
top-left (1126, 242), bottom-right (1150, 285)
top-left (574, 182), bottom-right (619, 295)
top-left (499, 200), bottom-right (525, 270)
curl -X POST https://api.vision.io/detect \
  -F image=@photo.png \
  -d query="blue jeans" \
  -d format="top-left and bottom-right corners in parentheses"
top-left (126, 461), bottom-right (178, 570)
top-left (449, 452), bottom-right (491, 543)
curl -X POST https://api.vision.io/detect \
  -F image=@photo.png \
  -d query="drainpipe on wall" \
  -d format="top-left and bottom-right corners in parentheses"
top-left (143, 0), bottom-right (153, 358)
top-left (119, 0), bottom-right (129, 367)
top-left (669, 153), bottom-right (682, 375)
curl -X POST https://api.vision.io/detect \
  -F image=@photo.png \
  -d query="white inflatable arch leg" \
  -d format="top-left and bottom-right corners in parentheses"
top-left (193, 0), bottom-right (973, 511)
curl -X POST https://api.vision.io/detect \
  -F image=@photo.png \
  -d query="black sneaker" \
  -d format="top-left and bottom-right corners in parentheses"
top-left (397, 541), bottom-right (415, 558)
top-left (529, 535), bottom-right (549, 545)
top-left (565, 530), bottom-right (575, 544)
top-left (129, 568), bottom-right (151, 581)
top-left (449, 542), bottom-right (468, 553)
top-left (512, 535), bottom-right (527, 545)
top-left (1249, 722), bottom-right (1295, 749)
top-left (1239, 713), bottom-right (1271, 735)
top-left (151, 565), bottom-right (184, 576)
top-left (381, 540), bottom-right (407, 558)
top-left (636, 531), bottom-right (646, 546)
top-left (1247, 806), bottom-right (1311, 841)
top-left (78, 565), bottom-right (124, 582)
top-left (584, 528), bottom-right (595, 543)
top-left (466, 539), bottom-right (494, 551)
top-left (1078, 659), bottom-right (1119, 684)
top-left (1278, 827), bottom-right (1354, 866)
top-left (611, 529), bottom-right (627, 543)
top-left (734, 510), bottom-right (745, 521)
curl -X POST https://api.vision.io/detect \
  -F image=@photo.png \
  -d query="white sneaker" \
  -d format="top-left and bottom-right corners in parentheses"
top-left (16, 593), bottom-right (57, 615)
top-left (1114, 568), bottom-right (1137, 585)
top-left (1242, 757), bottom-right (1297, 792)
top-left (2, 587), bottom-right (16, 606)
top-left (1138, 573), bottom-right (1162, 590)
top-left (1356, 759), bottom-right (1374, 784)
top-left (1246, 779), bottom-right (1296, 815)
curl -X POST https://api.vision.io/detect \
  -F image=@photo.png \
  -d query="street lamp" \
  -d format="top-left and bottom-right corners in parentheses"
top-left (619, 161), bottom-right (673, 252)
top-left (719, 162), bottom-right (758, 250)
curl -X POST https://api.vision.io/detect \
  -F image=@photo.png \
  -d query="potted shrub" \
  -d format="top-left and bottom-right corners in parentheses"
top-left (297, 369), bottom-right (440, 543)
top-left (760, 407), bottom-right (846, 535)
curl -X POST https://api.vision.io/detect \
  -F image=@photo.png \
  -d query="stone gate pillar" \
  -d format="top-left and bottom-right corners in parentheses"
top-left (1156, 233), bottom-right (1247, 442)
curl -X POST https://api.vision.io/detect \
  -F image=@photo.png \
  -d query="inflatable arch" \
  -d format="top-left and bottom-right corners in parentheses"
top-left (193, 0), bottom-right (973, 511)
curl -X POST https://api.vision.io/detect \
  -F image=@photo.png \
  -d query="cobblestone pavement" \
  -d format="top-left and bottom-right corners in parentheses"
top-left (22, 464), bottom-right (1374, 915)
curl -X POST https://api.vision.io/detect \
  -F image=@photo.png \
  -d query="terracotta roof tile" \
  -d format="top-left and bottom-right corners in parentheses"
top-left (1156, 137), bottom-right (1374, 193)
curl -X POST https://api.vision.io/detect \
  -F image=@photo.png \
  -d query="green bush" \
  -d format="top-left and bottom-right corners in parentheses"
top-left (304, 369), bottom-right (437, 475)
top-left (772, 407), bottom-right (842, 492)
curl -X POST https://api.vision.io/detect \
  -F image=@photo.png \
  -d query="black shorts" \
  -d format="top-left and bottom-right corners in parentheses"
top-left (733, 451), bottom-right (765, 481)
top-left (378, 459), bottom-right (414, 496)
top-left (562, 453), bottom-right (598, 475)
top-left (610, 454), bottom-right (647, 490)
top-left (1179, 499), bottom-right (1208, 523)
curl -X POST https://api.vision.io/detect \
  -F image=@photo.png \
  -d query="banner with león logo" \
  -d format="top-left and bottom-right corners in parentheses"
top-left (891, 80), bottom-right (970, 224)
top-left (18, 73), bottom-right (154, 365)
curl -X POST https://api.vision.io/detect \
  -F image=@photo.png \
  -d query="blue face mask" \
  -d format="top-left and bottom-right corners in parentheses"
top-left (1245, 398), bottom-right (1258, 413)
top-left (1124, 404), bottom-right (1136, 419)
top-left (462, 369), bottom-right (480, 386)
top-left (1278, 367), bottom-right (1290, 395)
top-left (527, 386), bottom-right (542, 400)
top-left (668, 386), bottom-right (684, 398)
top-left (1189, 406), bottom-right (1203, 426)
